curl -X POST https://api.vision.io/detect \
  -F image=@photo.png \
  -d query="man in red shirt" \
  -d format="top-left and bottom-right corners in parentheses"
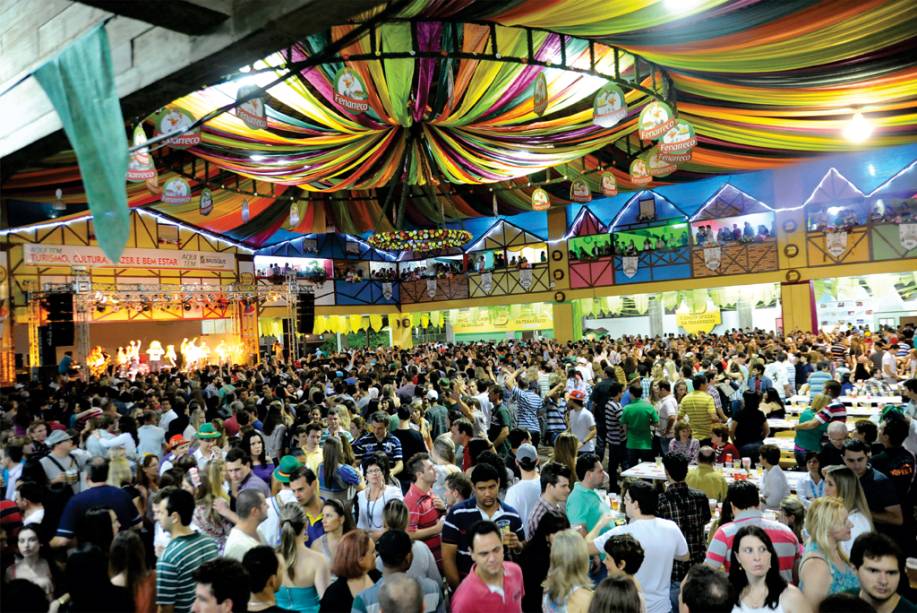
top-left (403, 453), bottom-right (445, 566)
top-left (451, 521), bottom-right (523, 613)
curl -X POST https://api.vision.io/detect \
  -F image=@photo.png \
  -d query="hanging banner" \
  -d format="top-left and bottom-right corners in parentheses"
top-left (703, 246), bottom-right (722, 271)
top-left (532, 187), bottom-right (551, 211)
top-left (638, 100), bottom-right (675, 140)
top-left (161, 177), bottom-right (191, 205)
top-left (241, 199), bottom-right (250, 223)
top-left (481, 271), bottom-right (493, 293)
top-left (629, 158), bottom-right (651, 185)
top-left (533, 72), bottom-right (548, 116)
top-left (235, 85), bottom-right (267, 130)
top-left (451, 303), bottom-right (553, 334)
top-left (199, 187), bottom-right (213, 216)
top-left (899, 223), bottom-right (917, 250)
top-left (645, 147), bottom-right (677, 178)
top-left (155, 107), bottom-right (200, 149)
top-left (519, 268), bottom-right (533, 290)
top-left (288, 201), bottom-right (304, 228)
top-left (23, 243), bottom-right (235, 271)
top-left (426, 279), bottom-right (437, 298)
top-left (332, 67), bottom-right (369, 114)
top-left (601, 172), bottom-right (618, 196)
top-left (126, 124), bottom-right (156, 182)
top-left (622, 255), bottom-right (639, 278)
top-left (592, 84), bottom-right (626, 128)
top-left (825, 231), bottom-right (848, 258)
top-left (382, 282), bottom-right (394, 300)
top-left (676, 308), bottom-right (722, 334)
top-left (569, 179), bottom-right (591, 203)
top-left (660, 119), bottom-right (696, 154)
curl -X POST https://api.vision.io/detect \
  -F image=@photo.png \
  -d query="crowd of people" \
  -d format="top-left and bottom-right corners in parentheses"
top-left (694, 222), bottom-right (774, 247)
top-left (1, 324), bottom-right (916, 613)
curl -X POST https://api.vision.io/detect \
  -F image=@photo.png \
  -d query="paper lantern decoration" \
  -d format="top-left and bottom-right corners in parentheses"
top-left (601, 171), bottom-right (617, 196)
top-left (592, 84), bottom-right (626, 128)
top-left (241, 199), bottom-right (250, 223)
top-left (569, 179), bottom-right (591, 203)
top-left (638, 100), bottom-right (675, 141)
top-left (161, 177), bottom-right (191, 205)
top-left (532, 187), bottom-right (551, 210)
top-left (533, 72), bottom-right (548, 116)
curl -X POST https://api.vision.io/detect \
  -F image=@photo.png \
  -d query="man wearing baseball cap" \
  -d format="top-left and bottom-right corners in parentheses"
top-left (39, 430), bottom-right (90, 494)
top-left (566, 389), bottom-right (596, 455)
top-left (504, 444), bottom-right (541, 533)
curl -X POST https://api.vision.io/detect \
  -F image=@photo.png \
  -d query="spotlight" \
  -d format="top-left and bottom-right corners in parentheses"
top-left (843, 111), bottom-right (874, 143)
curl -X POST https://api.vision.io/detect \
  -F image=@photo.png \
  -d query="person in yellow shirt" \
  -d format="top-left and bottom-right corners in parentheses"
top-left (686, 446), bottom-right (728, 502)
top-left (678, 374), bottom-right (718, 444)
top-left (297, 422), bottom-right (324, 474)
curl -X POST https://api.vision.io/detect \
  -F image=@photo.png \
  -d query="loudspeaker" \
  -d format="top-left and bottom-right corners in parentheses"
top-left (47, 293), bottom-right (73, 320)
top-left (49, 321), bottom-right (74, 346)
top-left (38, 326), bottom-right (56, 366)
top-left (297, 293), bottom-right (314, 332)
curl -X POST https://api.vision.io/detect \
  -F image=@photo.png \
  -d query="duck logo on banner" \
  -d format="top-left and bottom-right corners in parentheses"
top-left (592, 84), bottom-right (626, 128)
top-left (826, 231), bottom-right (847, 258)
top-left (333, 67), bottom-right (369, 114)
top-left (235, 86), bottom-right (268, 130)
top-left (533, 72), bottom-right (548, 117)
top-left (520, 268), bottom-right (533, 290)
top-left (199, 188), bottom-right (213, 216)
top-left (382, 282), bottom-right (394, 300)
top-left (622, 255), bottom-right (639, 278)
top-left (645, 147), bottom-right (677, 178)
top-left (899, 223), bottom-right (917, 250)
top-left (161, 177), bottom-right (191, 205)
top-left (426, 279), bottom-right (437, 298)
top-left (570, 179), bottom-right (592, 203)
top-left (532, 188), bottom-right (551, 211)
top-left (127, 125), bottom-right (157, 182)
top-left (601, 172), bottom-right (618, 197)
top-left (659, 119), bottom-right (696, 163)
top-left (704, 246), bottom-right (722, 271)
top-left (155, 107), bottom-right (200, 149)
top-left (629, 158), bottom-right (652, 185)
top-left (481, 271), bottom-right (493, 293)
top-left (638, 101), bottom-right (675, 141)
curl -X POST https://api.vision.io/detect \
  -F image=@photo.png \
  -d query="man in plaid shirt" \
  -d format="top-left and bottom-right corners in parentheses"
top-left (656, 453), bottom-right (711, 613)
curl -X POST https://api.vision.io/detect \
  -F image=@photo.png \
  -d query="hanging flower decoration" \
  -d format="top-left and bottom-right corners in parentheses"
top-left (368, 229), bottom-right (472, 253)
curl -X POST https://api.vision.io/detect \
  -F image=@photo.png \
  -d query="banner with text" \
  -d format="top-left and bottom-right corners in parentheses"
top-left (23, 244), bottom-right (235, 272)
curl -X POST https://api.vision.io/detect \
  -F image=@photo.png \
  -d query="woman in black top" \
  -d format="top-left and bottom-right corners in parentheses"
top-left (730, 391), bottom-right (769, 467)
top-left (521, 510), bottom-right (570, 613)
top-left (318, 529), bottom-right (380, 613)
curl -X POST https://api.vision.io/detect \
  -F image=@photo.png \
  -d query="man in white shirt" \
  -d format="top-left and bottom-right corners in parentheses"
top-left (473, 380), bottom-right (493, 426)
top-left (137, 411), bottom-right (166, 458)
top-left (192, 423), bottom-right (223, 469)
top-left (158, 399), bottom-right (178, 432)
top-left (764, 353), bottom-right (791, 400)
top-left (223, 489), bottom-right (267, 561)
top-left (258, 456), bottom-right (302, 547)
top-left (591, 480), bottom-right (689, 613)
top-left (654, 381), bottom-right (678, 453)
top-left (504, 444), bottom-right (541, 534)
top-left (566, 390), bottom-right (596, 454)
top-left (881, 342), bottom-right (899, 384)
top-left (758, 444), bottom-right (790, 510)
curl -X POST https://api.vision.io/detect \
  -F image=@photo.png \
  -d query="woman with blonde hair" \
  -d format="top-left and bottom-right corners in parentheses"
top-left (823, 465), bottom-right (873, 556)
top-left (317, 436), bottom-right (363, 512)
top-left (799, 496), bottom-right (859, 604)
top-left (430, 433), bottom-right (461, 500)
top-left (184, 465), bottom-right (235, 552)
top-left (276, 502), bottom-right (330, 613)
top-left (552, 433), bottom-right (579, 482)
top-left (542, 529), bottom-right (594, 613)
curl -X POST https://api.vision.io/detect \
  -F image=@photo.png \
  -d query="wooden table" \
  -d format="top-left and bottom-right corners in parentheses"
top-left (621, 461), bottom-right (807, 492)
top-left (767, 418), bottom-right (855, 432)
top-left (788, 394), bottom-right (901, 406)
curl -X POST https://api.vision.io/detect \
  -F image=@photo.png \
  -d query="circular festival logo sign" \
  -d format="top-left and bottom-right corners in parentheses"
top-left (161, 177), bottom-right (192, 205)
top-left (645, 147), bottom-right (677, 178)
top-left (569, 178), bottom-right (592, 203)
top-left (638, 100), bottom-right (675, 141)
top-left (533, 72), bottom-right (548, 117)
top-left (532, 187), bottom-right (551, 210)
top-left (199, 188), bottom-right (213, 216)
top-left (333, 67), bottom-right (370, 114)
top-left (155, 107), bottom-right (201, 149)
top-left (592, 84), bottom-right (627, 128)
top-left (629, 158), bottom-right (652, 185)
top-left (601, 172), bottom-right (618, 196)
top-left (235, 85), bottom-right (268, 130)
top-left (659, 119), bottom-right (696, 162)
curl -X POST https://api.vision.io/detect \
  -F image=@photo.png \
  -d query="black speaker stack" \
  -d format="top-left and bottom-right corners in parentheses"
top-left (39, 292), bottom-right (74, 365)
top-left (297, 293), bottom-right (315, 333)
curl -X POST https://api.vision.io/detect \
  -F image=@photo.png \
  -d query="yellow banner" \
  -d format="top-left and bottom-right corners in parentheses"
top-left (451, 303), bottom-right (553, 334)
top-left (676, 308), bottom-right (722, 334)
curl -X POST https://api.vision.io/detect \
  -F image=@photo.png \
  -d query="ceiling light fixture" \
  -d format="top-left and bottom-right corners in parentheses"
top-left (250, 154), bottom-right (268, 161)
top-left (843, 111), bottom-right (874, 143)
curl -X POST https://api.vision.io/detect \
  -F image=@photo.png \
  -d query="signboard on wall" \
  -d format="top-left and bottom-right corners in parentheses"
top-left (23, 244), bottom-right (235, 272)
top-left (817, 300), bottom-right (872, 330)
top-left (452, 304), bottom-right (553, 334)
top-left (676, 308), bottom-right (722, 334)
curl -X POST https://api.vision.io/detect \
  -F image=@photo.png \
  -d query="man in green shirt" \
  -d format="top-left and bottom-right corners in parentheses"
top-left (621, 384), bottom-right (659, 467)
top-left (792, 406), bottom-right (827, 468)
top-left (566, 453), bottom-right (611, 535)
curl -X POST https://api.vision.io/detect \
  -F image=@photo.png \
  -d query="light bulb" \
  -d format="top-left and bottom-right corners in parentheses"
top-left (842, 112), bottom-right (873, 143)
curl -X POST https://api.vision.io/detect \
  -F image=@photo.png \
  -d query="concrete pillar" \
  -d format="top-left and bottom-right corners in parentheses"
top-left (553, 302), bottom-right (575, 343)
top-left (648, 296), bottom-right (664, 337)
